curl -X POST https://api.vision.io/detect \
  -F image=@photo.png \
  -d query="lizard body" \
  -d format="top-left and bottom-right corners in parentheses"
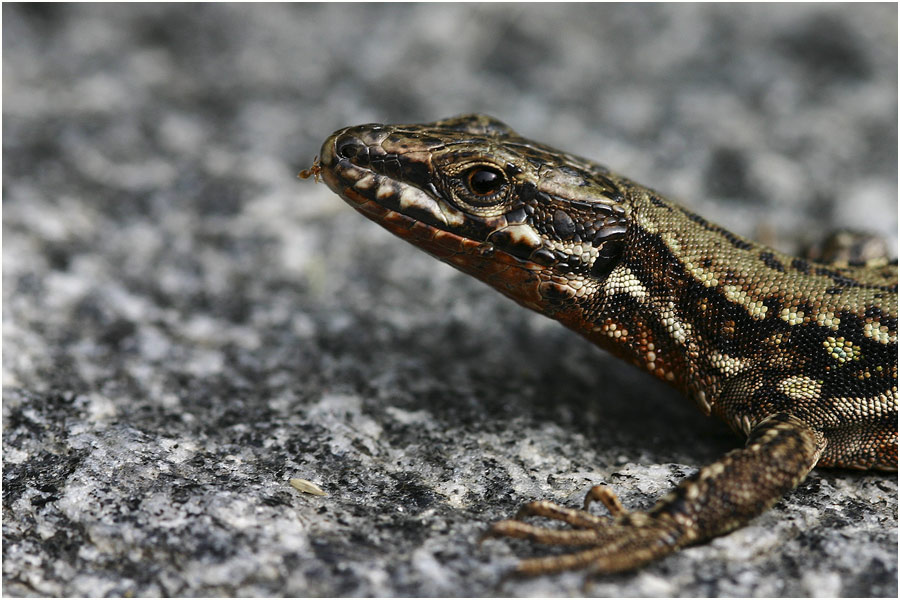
top-left (312, 114), bottom-right (897, 575)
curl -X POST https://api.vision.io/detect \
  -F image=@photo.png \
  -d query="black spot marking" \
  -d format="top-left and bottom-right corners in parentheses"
top-left (791, 258), bottom-right (812, 275)
top-left (759, 252), bottom-right (785, 273)
top-left (815, 267), bottom-right (858, 288)
top-left (864, 305), bottom-right (887, 321)
top-left (811, 266), bottom-right (897, 292)
top-left (762, 297), bottom-right (783, 315)
top-left (722, 231), bottom-right (753, 251)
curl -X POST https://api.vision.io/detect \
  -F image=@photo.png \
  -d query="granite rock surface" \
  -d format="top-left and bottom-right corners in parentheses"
top-left (3, 4), bottom-right (897, 597)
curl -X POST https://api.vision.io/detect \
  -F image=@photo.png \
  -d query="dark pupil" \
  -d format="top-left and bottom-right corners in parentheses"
top-left (468, 169), bottom-right (503, 195)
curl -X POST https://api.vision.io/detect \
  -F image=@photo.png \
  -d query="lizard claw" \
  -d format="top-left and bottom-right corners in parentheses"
top-left (483, 487), bottom-right (682, 575)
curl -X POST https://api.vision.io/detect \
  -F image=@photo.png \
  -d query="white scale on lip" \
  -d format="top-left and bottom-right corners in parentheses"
top-left (362, 172), bottom-right (450, 227)
top-left (353, 167), bottom-right (468, 229)
top-left (374, 178), bottom-right (395, 200)
top-left (399, 185), bottom-right (447, 226)
top-left (354, 173), bottom-right (377, 190)
top-left (340, 162), bottom-right (367, 182)
top-left (488, 223), bottom-right (543, 251)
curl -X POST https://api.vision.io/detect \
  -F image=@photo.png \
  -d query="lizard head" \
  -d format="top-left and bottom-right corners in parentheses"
top-left (317, 114), bottom-right (631, 312)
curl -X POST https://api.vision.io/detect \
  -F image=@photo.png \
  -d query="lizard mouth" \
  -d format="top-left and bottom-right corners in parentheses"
top-left (319, 125), bottom-right (455, 231)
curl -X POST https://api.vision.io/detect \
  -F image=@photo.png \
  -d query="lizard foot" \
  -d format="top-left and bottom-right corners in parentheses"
top-left (483, 414), bottom-right (826, 576)
top-left (483, 486), bottom-right (682, 575)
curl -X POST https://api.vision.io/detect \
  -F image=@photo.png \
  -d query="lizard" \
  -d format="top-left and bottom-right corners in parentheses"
top-left (304, 114), bottom-right (898, 576)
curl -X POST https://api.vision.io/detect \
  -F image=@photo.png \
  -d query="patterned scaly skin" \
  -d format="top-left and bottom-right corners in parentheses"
top-left (313, 114), bottom-right (898, 575)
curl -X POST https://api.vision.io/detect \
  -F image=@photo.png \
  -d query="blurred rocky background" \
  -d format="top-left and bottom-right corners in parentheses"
top-left (3, 4), bottom-right (896, 596)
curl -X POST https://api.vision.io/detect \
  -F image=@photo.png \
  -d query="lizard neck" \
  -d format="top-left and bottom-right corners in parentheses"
top-left (561, 182), bottom-right (897, 416)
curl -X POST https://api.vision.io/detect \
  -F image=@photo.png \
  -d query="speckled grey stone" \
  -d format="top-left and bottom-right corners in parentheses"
top-left (3, 3), bottom-right (896, 597)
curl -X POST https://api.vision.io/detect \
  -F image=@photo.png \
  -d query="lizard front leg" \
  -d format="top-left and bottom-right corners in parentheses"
top-left (485, 413), bottom-right (826, 575)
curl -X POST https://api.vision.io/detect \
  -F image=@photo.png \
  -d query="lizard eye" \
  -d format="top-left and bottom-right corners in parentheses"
top-left (460, 166), bottom-right (508, 205)
top-left (467, 167), bottom-right (504, 195)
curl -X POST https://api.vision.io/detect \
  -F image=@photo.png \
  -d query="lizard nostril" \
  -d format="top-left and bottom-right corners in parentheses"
top-left (335, 136), bottom-right (364, 160)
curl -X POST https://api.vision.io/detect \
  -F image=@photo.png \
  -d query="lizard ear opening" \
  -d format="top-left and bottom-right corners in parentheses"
top-left (432, 114), bottom-right (518, 137)
top-left (590, 225), bottom-right (628, 279)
